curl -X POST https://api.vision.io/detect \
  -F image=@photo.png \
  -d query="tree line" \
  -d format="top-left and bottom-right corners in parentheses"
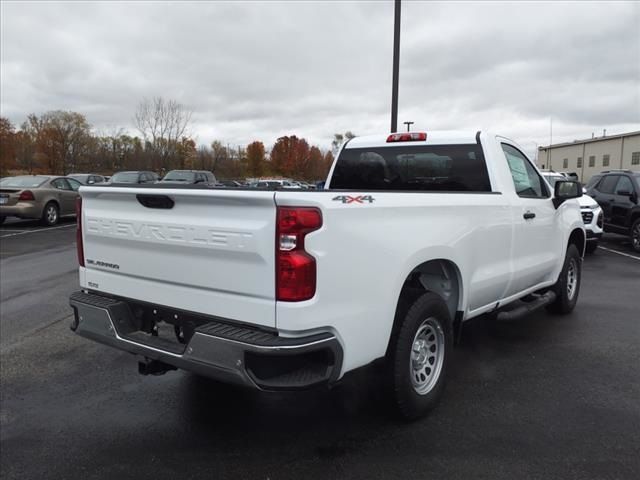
top-left (0, 97), bottom-right (352, 181)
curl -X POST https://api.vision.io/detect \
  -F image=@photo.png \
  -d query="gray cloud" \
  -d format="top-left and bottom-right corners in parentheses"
top-left (2, 1), bottom-right (639, 158)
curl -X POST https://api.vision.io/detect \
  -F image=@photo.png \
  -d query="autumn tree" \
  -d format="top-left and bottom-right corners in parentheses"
top-left (26, 111), bottom-right (92, 174)
top-left (13, 127), bottom-right (38, 173)
top-left (176, 137), bottom-right (197, 169)
top-left (246, 141), bottom-right (265, 177)
top-left (134, 97), bottom-right (192, 170)
top-left (322, 151), bottom-right (334, 179)
top-left (0, 117), bottom-right (17, 175)
top-left (307, 146), bottom-right (325, 180)
top-left (270, 135), bottom-right (315, 179)
top-left (210, 140), bottom-right (231, 175)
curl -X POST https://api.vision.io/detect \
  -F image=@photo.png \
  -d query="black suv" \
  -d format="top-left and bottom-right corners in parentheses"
top-left (586, 170), bottom-right (640, 252)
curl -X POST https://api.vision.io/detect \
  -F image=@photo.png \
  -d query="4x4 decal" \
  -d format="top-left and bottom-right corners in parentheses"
top-left (332, 195), bottom-right (375, 204)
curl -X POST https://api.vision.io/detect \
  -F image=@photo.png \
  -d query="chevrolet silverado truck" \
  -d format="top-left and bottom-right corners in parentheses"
top-left (69, 131), bottom-right (585, 419)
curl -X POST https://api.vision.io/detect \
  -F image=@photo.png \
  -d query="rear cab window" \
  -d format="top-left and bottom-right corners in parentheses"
top-left (330, 144), bottom-right (492, 192)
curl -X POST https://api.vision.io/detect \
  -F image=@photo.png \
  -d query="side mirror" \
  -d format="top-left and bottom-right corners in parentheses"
top-left (616, 189), bottom-right (632, 197)
top-left (194, 178), bottom-right (204, 184)
top-left (553, 180), bottom-right (582, 208)
top-left (87, 180), bottom-right (95, 185)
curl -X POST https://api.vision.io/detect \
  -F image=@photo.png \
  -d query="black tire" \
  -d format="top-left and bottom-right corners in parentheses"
top-left (386, 292), bottom-right (452, 420)
top-left (41, 202), bottom-right (59, 226)
top-left (585, 241), bottom-right (598, 254)
top-left (546, 244), bottom-right (582, 314)
top-left (631, 218), bottom-right (640, 253)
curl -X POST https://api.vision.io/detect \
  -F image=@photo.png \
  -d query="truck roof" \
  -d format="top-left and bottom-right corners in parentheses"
top-left (344, 130), bottom-right (481, 149)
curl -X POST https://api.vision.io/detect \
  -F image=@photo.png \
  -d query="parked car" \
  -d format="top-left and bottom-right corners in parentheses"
top-left (560, 172), bottom-right (579, 182)
top-left (68, 173), bottom-right (107, 185)
top-left (586, 170), bottom-right (640, 252)
top-left (110, 171), bottom-right (159, 185)
top-left (0, 175), bottom-right (82, 225)
top-left (217, 180), bottom-right (243, 187)
top-left (70, 130), bottom-right (585, 419)
top-left (159, 170), bottom-right (216, 185)
top-left (542, 171), bottom-right (603, 253)
top-left (255, 179), bottom-right (302, 189)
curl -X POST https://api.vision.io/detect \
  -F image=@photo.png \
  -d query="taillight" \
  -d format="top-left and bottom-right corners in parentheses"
top-left (386, 132), bottom-right (427, 142)
top-left (76, 197), bottom-right (84, 267)
top-left (18, 190), bottom-right (35, 201)
top-left (276, 207), bottom-right (322, 301)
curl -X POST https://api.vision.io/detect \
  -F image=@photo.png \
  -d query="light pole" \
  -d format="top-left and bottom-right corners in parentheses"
top-left (390, 0), bottom-right (401, 132)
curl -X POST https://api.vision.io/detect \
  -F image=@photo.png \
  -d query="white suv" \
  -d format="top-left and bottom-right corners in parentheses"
top-left (542, 172), bottom-right (603, 253)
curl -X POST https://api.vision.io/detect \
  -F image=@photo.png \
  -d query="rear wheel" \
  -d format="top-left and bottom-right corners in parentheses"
top-left (41, 202), bottom-right (59, 226)
top-left (631, 218), bottom-right (640, 253)
top-left (547, 244), bottom-right (581, 314)
top-left (386, 292), bottom-right (452, 420)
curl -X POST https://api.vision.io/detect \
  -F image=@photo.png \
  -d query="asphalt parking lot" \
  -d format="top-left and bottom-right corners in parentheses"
top-left (1, 218), bottom-right (639, 480)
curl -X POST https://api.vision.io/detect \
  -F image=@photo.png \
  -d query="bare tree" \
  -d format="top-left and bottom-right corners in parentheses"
top-left (331, 131), bottom-right (356, 155)
top-left (134, 97), bottom-right (192, 170)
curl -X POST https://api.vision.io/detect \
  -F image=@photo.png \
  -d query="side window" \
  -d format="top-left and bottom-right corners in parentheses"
top-left (66, 178), bottom-right (81, 191)
top-left (615, 176), bottom-right (634, 195)
top-left (597, 175), bottom-right (619, 194)
top-left (502, 144), bottom-right (548, 198)
top-left (585, 175), bottom-right (601, 189)
top-left (51, 179), bottom-right (71, 190)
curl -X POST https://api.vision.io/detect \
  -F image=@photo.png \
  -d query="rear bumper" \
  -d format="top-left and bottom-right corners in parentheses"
top-left (69, 291), bottom-right (342, 390)
top-left (0, 203), bottom-right (41, 218)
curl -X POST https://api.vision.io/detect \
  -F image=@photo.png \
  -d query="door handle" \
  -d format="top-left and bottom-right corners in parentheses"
top-left (523, 212), bottom-right (536, 220)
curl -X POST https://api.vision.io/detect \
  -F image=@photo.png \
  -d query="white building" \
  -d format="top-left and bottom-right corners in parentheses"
top-left (537, 130), bottom-right (640, 182)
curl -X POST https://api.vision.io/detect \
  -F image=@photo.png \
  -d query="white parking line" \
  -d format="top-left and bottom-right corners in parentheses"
top-left (0, 224), bottom-right (75, 238)
top-left (598, 246), bottom-right (640, 261)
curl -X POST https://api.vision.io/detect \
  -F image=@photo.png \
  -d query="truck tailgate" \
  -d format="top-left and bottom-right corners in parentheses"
top-left (80, 187), bottom-right (277, 328)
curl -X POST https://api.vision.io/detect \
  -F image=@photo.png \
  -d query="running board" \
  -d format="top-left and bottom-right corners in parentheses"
top-left (496, 291), bottom-right (557, 322)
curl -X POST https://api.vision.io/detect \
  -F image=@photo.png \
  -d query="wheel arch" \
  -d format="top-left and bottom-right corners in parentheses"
top-left (43, 198), bottom-right (60, 210)
top-left (568, 227), bottom-right (586, 257)
top-left (387, 259), bottom-right (463, 355)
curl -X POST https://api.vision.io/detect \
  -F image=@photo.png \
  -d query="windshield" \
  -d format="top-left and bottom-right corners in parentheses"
top-left (543, 174), bottom-right (566, 188)
top-left (111, 172), bottom-right (140, 183)
top-left (0, 176), bottom-right (49, 188)
top-left (162, 171), bottom-right (195, 182)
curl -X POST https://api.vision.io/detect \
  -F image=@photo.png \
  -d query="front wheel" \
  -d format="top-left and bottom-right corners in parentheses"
top-left (385, 292), bottom-right (452, 420)
top-left (631, 218), bottom-right (640, 253)
top-left (547, 244), bottom-right (582, 314)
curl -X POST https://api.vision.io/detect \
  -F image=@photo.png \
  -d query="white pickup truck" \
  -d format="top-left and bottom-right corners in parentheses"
top-left (70, 131), bottom-right (585, 419)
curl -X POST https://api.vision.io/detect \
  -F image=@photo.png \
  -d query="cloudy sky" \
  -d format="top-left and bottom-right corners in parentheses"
top-left (2, 1), bottom-right (639, 158)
